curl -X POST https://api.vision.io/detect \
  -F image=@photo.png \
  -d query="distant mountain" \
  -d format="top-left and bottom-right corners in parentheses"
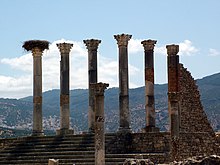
top-left (197, 73), bottom-right (220, 131)
top-left (0, 73), bottom-right (220, 138)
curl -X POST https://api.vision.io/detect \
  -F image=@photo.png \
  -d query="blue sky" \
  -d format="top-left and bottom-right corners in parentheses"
top-left (0, 0), bottom-right (220, 98)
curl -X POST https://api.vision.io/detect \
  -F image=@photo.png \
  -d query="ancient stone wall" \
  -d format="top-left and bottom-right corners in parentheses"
top-left (179, 64), bottom-right (214, 135)
top-left (174, 133), bottom-right (217, 161)
top-left (106, 132), bottom-right (170, 154)
top-left (168, 64), bottom-right (218, 161)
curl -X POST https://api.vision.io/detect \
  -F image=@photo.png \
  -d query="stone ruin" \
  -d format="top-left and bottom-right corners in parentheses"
top-left (1, 34), bottom-right (219, 165)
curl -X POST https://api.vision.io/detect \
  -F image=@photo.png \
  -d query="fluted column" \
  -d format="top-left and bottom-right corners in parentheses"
top-left (141, 40), bottom-right (159, 132)
top-left (84, 39), bottom-right (101, 133)
top-left (114, 33), bottom-right (132, 132)
top-left (91, 82), bottom-right (109, 165)
top-left (57, 43), bottom-right (74, 135)
top-left (166, 44), bottom-right (180, 138)
top-left (22, 40), bottom-right (49, 136)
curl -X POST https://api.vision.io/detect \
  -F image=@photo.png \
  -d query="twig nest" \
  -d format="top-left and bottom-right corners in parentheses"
top-left (22, 40), bottom-right (49, 51)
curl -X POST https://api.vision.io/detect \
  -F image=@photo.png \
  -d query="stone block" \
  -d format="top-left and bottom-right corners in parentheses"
top-left (48, 159), bottom-right (59, 165)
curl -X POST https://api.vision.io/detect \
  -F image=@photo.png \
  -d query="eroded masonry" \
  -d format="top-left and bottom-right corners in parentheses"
top-left (0, 34), bottom-right (219, 165)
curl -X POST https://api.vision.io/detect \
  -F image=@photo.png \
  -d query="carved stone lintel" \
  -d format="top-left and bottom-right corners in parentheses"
top-left (141, 39), bottom-right (157, 51)
top-left (60, 94), bottom-right (69, 105)
top-left (166, 44), bottom-right (179, 56)
top-left (114, 33), bottom-right (132, 47)
top-left (91, 82), bottom-right (109, 96)
top-left (57, 43), bottom-right (73, 54)
top-left (33, 96), bottom-right (42, 104)
top-left (168, 92), bottom-right (179, 101)
top-left (83, 39), bottom-right (101, 51)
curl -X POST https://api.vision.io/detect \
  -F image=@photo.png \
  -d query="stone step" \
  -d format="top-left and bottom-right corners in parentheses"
top-left (0, 153), bottom-right (167, 164)
top-left (4, 139), bottom-right (115, 147)
top-left (0, 147), bottom-right (95, 154)
top-left (3, 134), bottom-right (115, 147)
top-left (0, 151), bottom-right (94, 157)
top-left (2, 142), bottom-right (94, 149)
top-left (0, 154), bottom-right (95, 161)
top-left (0, 133), bottom-right (169, 165)
top-left (7, 133), bottom-right (115, 140)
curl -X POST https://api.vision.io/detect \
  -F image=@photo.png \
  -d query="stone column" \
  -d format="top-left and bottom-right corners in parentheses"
top-left (83, 39), bottom-right (101, 133)
top-left (166, 44), bottom-right (180, 138)
top-left (91, 82), bottom-right (109, 165)
top-left (57, 43), bottom-right (74, 135)
top-left (22, 40), bottom-right (49, 136)
top-left (114, 33), bottom-right (132, 133)
top-left (141, 40), bottom-right (159, 132)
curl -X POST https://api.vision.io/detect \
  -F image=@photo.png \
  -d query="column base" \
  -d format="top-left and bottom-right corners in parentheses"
top-left (117, 127), bottom-right (132, 134)
top-left (142, 126), bottom-right (160, 133)
top-left (32, 130), bottom-right (44, 137)
top-left (56, 129), bottom-right (74, 136)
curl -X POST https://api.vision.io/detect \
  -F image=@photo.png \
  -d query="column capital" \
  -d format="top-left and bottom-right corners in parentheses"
top-left (91, 82), bottom-right (109, 96)
top-left (114, 33), bottom-right (132, 47)
top-left (141, 39), bottom-right (157, 51)
top-left (166, 44), bottom-right (179, 56)
top-left (57, 43), bottom-right (73, 54)
top-left (83, 39), bottom-right (101, 51)
top-left (32, 47), bottom-right (43, 57)
top-left (22, 40), bottom-right (49, 56)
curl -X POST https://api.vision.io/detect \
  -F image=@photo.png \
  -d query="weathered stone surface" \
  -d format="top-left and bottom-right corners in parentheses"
top-left (22, 40), bottom-right (49, 136)
top-left (167, 44), bottom-right (180, 138)
top-left (91, 82), bottom-right (109, 165)
top-left (169, 64), bottom-right (217, 161)
top-left (84, 39), bottom-right (101, 133)
top-left (167, 155), bottom-right (220, 165)
top-left (123, 158), bottom-right (154, 165)
top-left (141, 39), bottom-right (158, 131)
top-left (114, 33), bottom-right (132, 132)
top-left (179, 64), bottom-right (215, 134)
top-left (56, 43), bottom-right (73, 135)
top-left (48, 159), bottom-right (59, 165)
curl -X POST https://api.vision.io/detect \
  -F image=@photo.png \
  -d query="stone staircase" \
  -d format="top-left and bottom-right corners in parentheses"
top-left (0, 133), bottom-right (168, 165)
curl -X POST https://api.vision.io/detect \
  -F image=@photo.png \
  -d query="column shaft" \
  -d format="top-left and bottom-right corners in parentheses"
top-left (91, 83), bottom-right (109, 165)
top-left (114, 34), bottom-right (132, 132)
top-left (60, 52), bottom-right (70, 130)
top-left (119, 46), bottom-right (129, 129)
top-left (33, 48), bottom-right (43, 136)
top-left (57, 43), bottom-right (73, 135)
top-left (141, 40), bottom-right (158, 132)
top-left (84, 39), bottom-right (101, 133)
top-left (167, 44), bottom-right (180, 138)
top-left (22, 40), bottom-right (49, 136)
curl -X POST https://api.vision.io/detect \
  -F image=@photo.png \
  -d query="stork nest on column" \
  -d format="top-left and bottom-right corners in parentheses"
top-left (22, 40), bottom-right (50, 51)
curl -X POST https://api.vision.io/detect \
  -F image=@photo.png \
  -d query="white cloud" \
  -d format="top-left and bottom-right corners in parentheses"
top-left (0, 39), bottom-right (139, 98)
top-left (128, 39), bottom-right (199, 56)
top-left (0, 38), bottom-right (199, 98)
top-left (209, 48), bottom-right (220, 57)
top-left (128, 39), bottom-right (143, 54)
top-left (178, 40), bottom-right (199, 56)
top-left (0, 75), bottom-right (32, 98)
top-left (1, 53), bottom-right (32, 73)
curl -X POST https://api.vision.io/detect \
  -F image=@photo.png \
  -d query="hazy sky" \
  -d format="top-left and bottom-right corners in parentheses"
top-left (0, 0), bottom-right (219, 98)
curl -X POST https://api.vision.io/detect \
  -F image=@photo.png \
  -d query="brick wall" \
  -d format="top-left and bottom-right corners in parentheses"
top-left (179, 64), bottom-right (214, 135)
